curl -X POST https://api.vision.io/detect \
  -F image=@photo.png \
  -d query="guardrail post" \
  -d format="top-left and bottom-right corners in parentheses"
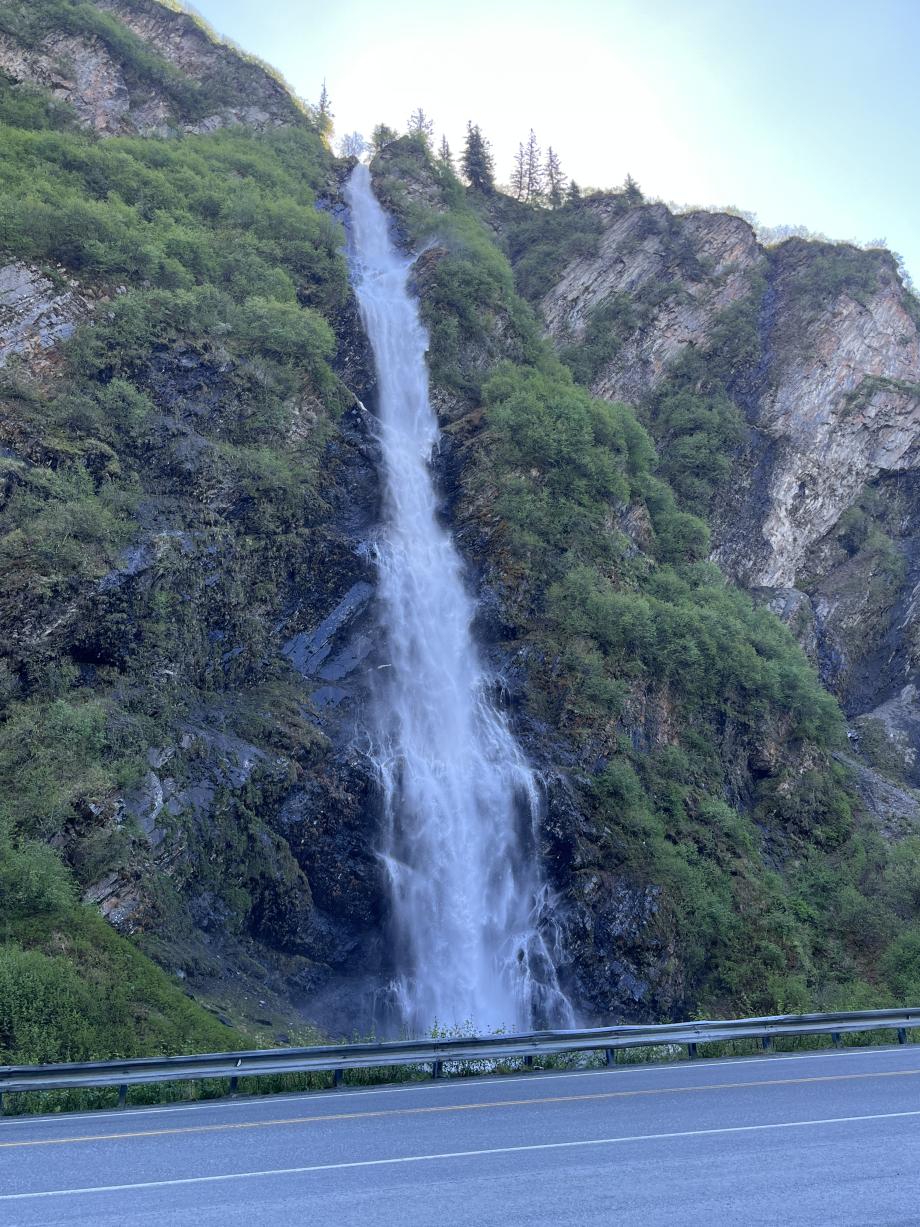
top-left (432, 1061), bottom-right (443, 1079)
top-left (523, 1055), bottom-right (534, 1071)
top-left (687, 1043), bottom-right (698, 1061)
top-left (761, 1037), bottom-right (772, 1051)
top-left (118, 1084), bottom-right (127, 1109)
top-left (0, 1092), bottom-right (4, 1116)
top-left (831, 1032), bottom-right (841, 1049)
top-left (332, 1069), bottom-right (343, 1089)
top-left (897, 1028), bottom-right (908, 1045)
top-left (229, 1076), bottom-right (239, 1096)
top-left (605, 1048), bottom-right (616, 1068)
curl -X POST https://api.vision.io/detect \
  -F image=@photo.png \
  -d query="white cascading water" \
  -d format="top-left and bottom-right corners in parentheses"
top-left (345, 164), bottom-right (574, 1036)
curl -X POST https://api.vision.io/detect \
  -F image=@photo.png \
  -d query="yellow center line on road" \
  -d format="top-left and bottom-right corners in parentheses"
top-left (2, 1067), bottom-right (919, 1150)
top-left (6, 1107), bottom-right (920, 1202)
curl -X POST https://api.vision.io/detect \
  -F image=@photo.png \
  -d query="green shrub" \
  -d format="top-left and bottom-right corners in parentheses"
top-left (505, 204), bottom-right (604, 302)
top-left (560, 293), bottom-right (639, 386)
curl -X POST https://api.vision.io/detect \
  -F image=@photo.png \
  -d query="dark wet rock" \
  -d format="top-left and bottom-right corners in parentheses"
top-left (563, 875), bottom-right (676, 1022)
top-left (282, 582), bottom-right (374, 677)
top-left (851, 685), bottom-right (920, 786)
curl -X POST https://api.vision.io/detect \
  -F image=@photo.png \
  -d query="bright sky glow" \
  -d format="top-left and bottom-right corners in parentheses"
top-left (185, 0), bottom-right (918, 282)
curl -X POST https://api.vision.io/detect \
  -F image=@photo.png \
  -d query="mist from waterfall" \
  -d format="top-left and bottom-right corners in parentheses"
top-left (344, 163), bottom-right (573, 1036)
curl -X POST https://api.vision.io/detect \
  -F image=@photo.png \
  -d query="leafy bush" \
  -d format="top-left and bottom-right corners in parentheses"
top-left (780, 241), bottom-right (885, 308)
top-left (559, 293), bottom-right (638, 386)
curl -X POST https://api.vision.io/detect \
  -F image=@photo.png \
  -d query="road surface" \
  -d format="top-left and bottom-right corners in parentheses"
top-left (2, 1044), bottom-right (919, 1224)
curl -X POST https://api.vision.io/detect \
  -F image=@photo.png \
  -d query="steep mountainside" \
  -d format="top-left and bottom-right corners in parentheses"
top-left (371, 140), bottom-right (920, 1021)
top-left (1, 0), bottom-right (919, 1074)
top-left (0, 0), bottom-right (301, 134)
top-left (519, 194), bottom-right (920, 811)
top-left (0, 0), bottom-right (387, 1062)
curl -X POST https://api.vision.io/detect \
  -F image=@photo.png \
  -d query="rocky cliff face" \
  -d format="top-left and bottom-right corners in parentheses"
top-left (714, 242), bottom-right (920, 591)
top-left (0, 0), bottom-right (303, 135)
top-left (534, 195), bottom-right (920, 817)
top-left (542, 202), bottom-right (763, 404)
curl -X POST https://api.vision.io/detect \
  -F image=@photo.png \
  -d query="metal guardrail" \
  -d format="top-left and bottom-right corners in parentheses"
top-left (1, 1007), bottom-right (918, 1112)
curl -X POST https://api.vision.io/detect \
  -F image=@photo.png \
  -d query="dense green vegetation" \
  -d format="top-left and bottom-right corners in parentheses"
top-left (504, 203), bottom-right (604, 302)
top-left (374, 136), bottom-right (920, 1015)
top-left (779, 240), bottom-right (885, 309)
top-left (374, 137), bottom-right (544, 398)
top-left (0, 818), bottom-right (236, 1064)
top-left (0, 67), bottom-right (347, 1064)
top-left (641, 289), bottom-right (760, 515)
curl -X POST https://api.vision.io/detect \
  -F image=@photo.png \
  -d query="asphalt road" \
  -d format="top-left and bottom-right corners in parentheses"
top-left (2, 1045), bottom-right (919, 1225)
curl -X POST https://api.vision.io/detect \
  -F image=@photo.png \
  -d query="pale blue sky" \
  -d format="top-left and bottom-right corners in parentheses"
top-left (186, 0), bottom-right (918, 282)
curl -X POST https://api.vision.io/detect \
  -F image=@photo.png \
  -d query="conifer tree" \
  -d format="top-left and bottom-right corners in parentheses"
top-left (623, 173), bottom-right (644, 205)
top-left (438, 135), bottom-right (454, 170)
top-left (317, 79), bottom-right (333, 139)
top-left (407, 107), bottom-right (434, 145)
top-left (523, 129), bottom-right (544, 203)
top-left (545, 146), bottom-right (566, 208)
top-left (510, 142), bottom-right (526, 199)
top-left (567, 180), bottom-right (582, 205)
top-left (461, 122), bottom-right (495, 193)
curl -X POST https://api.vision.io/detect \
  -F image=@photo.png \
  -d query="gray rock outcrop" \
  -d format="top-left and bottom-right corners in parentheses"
top-left (0, 263), bottom-right (92, 369)
top-left (0, 0), bottom-right (303, 136)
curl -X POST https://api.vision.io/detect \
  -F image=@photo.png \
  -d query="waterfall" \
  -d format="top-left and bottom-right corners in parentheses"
top-left (344, 163), bottom-right (573, 1036)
